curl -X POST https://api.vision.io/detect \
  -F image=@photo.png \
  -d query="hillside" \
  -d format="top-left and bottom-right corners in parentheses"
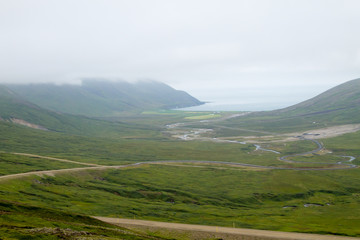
top-left (0, 200), bottom-right (166, 239)
top-left (221, 78), bottom-right (360, 133)
top-left (275, 78), bottom-right (360, 116)
top-left (1, 79), bottom-right (360, 238)
top-left (7, 79), bottom-right (203, 117)
top-left (0, 85), bottom-right (161, 138)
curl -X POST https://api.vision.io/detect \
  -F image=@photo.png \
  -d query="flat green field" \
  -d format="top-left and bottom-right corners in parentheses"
top-left (184, 114), bottom-right (221, 120)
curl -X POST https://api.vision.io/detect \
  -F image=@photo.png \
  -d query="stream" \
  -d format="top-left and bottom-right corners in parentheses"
top-left (165, 116), bottom-right (357, 170)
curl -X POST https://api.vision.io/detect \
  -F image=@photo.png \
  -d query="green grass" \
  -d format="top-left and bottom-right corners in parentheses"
top-left (0, 121), bottom-right (286, 167)
top-left (188, 108), bottom-right (360, 138)
top-left (184, 114), bottom-right (221, 120)
top-left (0, 165), bottom-right (359, 236)
top-left (137, 110), bottom-right (230, 127)
top-left (142, 110), bottom-right (184, 115)
top-left (323, 131), bottom-right (360, 165)
top-left (286, 154), bottom-right (345, 164)
top-left (0, 153), bottom-right (86, 176)
top-left (5, 81), bottom-right (202, 118)
top-left (0, 199), bottom-right (171, 240)
top-left (262, 140), bottom-right (317, 155)
top-left (0, 87), bottom-right (164, 141)
top-left (1, 89), bottom-right (360, 238)
top-left (207, 78), bottom-right (360, 135)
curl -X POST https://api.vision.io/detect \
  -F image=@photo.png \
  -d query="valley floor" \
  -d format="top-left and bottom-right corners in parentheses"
top-left (1, 110), bottom-right (360, 239)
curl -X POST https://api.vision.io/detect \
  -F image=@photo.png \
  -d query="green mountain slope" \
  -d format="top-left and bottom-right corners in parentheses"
top-left (276, 78), bottom-right (360, 116)
top-left (222, 78), bottom-right (360, 133)
top-left (0, 85), bottom-right (161, 138)
top-left (7, 80), bottom-right (203, 117)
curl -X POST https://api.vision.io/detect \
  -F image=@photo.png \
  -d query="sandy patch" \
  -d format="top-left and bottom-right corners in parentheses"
top-left (289, 124), bottom-right (360, 139)
top-left (221, 124), bottom-right (360, 143)
top-left (10, 118), bottom-right (48, 131)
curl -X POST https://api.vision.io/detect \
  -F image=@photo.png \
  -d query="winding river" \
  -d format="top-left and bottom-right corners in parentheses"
top-left (165, 116), bottom-right (357, 171)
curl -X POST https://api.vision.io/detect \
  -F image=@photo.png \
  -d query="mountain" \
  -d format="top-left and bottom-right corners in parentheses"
top-left (0, 85), bottom-right (57, 130)
top-left (274, 78), bottom-right (360, 116)
top-left (6, 80), bottom-right (203, 117)
top-left (0, 85), bottom-right (160, 138)
top-left (224, 78), bottom-right (360, 133)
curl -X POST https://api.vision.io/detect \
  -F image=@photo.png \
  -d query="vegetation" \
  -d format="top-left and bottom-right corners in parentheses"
top-left (0, 153), bottom-right (85, 175)
top-left (0, 199), bottom-right (173, 239)
top-left (277, 78), bottom-right (360, 115)
top-left (1, 78), bottom-right (360, 238)
top-left (0, 86), bottom-right (163, 139)
top-left (0, 165), bottom-right (359, 237)
top-left (184, 114), bottom-right (221, 120)
top-left (0, 121), bottom-right (288, 167)
top-left (199, 78), bottom-right (360, 135)
top-left (5, 80), bottom-right (203, 117)
top-left (323, 131), bottom-right (360, 165)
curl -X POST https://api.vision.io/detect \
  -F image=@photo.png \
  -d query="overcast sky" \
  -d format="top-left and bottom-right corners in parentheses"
top-left (1, 0), bottom-right (360, 109)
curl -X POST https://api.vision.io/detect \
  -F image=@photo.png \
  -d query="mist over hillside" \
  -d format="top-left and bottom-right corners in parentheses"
top-left (6, 80), bottom-right (203, 117)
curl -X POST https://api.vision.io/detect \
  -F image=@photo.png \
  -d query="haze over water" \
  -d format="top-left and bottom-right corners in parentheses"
top-left (179, 83), bottom-right (332, 111)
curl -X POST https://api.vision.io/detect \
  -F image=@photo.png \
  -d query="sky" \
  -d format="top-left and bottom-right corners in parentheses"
top-left (1, 0), bottom-right (360, 110)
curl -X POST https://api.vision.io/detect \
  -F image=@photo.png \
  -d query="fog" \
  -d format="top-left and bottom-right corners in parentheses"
top-left (1, 0), bottom-right (360, 109)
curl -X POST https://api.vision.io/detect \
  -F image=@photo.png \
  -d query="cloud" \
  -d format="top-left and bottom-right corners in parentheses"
top-left (0, 0), bottom-right (359, 108)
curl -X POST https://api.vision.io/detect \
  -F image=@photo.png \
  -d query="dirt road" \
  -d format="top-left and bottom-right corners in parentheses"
top-left (94, 217), bottom-right (360, 240)
top-left (0, 155), bottom-right (357, 182)
top-left (1, 157), bottom-right (356, 182)
top-left (0, 166), bottom-right (110, 181)
top-left (12, 152), bottom-right (102, 166)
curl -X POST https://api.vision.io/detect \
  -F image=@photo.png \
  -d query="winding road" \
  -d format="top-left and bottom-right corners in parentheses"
top-left (0, 115), bottom-right (359, 239)
top-left (279, 137), bottom-right (357, 169)
top-left (0, 147), bottom-right (357, 183)
top-left (165, 115), bottom-right (358, 170)
top-left (0, 114), bottom-right (358, 182)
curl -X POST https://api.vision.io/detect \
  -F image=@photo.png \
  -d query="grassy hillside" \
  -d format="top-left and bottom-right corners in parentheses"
top-left (0, 200), bottom-right (171, 239)
top-left (1, 164), bottom-right (359, 237)
top-left (0, 110), bottom-right (359, 237)
top-left (215, 78), bottom-right (360, 134)
top-left (0, 85), bottom-right (162, 139)
top-left (0, 152), bottom-right (87, 176)
top-left (1, 78), bottom-right (360, 238)
top-left (7, 80), bottom-right (203, 117)
top-left (277, 78), bottom-right (360, 115)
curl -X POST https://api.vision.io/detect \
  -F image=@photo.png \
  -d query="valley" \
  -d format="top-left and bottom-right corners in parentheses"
top-left (0, 79), bottom-right (360, 239)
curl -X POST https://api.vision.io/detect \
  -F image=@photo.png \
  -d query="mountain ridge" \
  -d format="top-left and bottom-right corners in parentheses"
top-left (222, 78), bottom-right (360, 133)
top-left (0, 84), bottom-right (161, 138)
top-left (275, 78), bottom-right (360, 115)
top-left (6, 80), bottom-right (203, 117)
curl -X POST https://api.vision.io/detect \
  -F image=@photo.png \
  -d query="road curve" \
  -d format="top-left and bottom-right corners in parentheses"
top-left (94, 217), bottom-right (360, 240)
